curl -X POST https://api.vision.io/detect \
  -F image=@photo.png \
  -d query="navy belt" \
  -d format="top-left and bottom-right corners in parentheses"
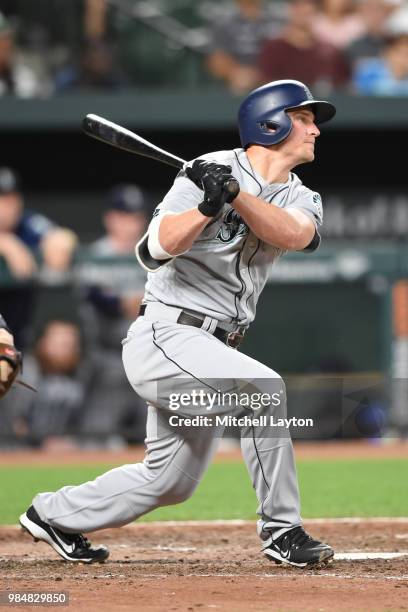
top-left (138, 304), bottom-right (245, 349)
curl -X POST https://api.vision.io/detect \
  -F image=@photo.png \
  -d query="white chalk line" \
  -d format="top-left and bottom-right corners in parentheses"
top-left (150, 547), bottom-right (408, 560)
top-left (335, 552), bottom-right (408, 560)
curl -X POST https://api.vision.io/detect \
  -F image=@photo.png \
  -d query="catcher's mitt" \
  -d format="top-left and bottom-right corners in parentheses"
top-left (0, 343), bottom-right (22, 398)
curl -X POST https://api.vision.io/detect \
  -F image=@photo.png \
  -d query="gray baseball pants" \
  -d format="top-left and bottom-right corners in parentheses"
top-left (33, 303), bottom-right (302, 539)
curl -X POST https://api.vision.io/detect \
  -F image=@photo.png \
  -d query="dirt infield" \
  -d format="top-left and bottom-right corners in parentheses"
top-left (1, 520), bottom-right (408, 611)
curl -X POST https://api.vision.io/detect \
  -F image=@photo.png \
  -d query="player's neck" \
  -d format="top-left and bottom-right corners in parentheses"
top-left (246, 146), bottom-right (291, 184)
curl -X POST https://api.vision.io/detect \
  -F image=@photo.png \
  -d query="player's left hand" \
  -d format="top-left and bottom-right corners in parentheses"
top-left (0, 343), bottom-right (22, 398)
top-left (186, 160), bottom-right (240, 217)
top-left (198, 169), bottom-right (239, 217)
top-left (185, 160), bottom-right (233, 190)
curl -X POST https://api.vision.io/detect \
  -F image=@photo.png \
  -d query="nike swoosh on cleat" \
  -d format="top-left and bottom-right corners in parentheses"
top-left (50, 530), bottom-right (76, 554)
top-left (279, 547), bottom-right (291, 559)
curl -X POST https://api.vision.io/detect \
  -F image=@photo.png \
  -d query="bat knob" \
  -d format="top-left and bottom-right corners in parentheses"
top-left (224, 178), bottom-right (240, 200)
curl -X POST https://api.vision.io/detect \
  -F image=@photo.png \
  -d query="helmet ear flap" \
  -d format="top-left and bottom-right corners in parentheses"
top-left (239, 98), bottom-right (293, 148)
top-left (253, 110), bottom-right (293, 146)
top-left (259, 121), bottom-right (279, 133)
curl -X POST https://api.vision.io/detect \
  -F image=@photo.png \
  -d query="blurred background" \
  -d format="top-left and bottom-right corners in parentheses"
top-left (1, 0), bottom-right (408, 449)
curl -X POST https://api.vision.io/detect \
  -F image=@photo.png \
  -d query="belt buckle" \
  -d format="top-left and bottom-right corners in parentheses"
top-left (226, 330), bottom-right (244, 349)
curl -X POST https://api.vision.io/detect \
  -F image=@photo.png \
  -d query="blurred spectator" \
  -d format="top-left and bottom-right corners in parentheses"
top-left (0, 10), bottom-right (48, 97)
top-left (29, 226), bottom-right (82, 353)
top-left (91, 184), bottom-right (148, 256)
top-left (353, 7), bottom-right (408, 94)
top-left (3, 320), bottom-right (88, 448)
top-left (312, 0), bottom-right (366, 49)
top-left (54, 39), bottom-right (127, 92)
top-left (79, 184), bottom-right (149, 445)
top-left (0, 1), bottom-right (114, 95)
top-left (39, 228), bottom-right (78, 283)
top-left (206, 0), bottom-right (284, 93)
top-left (86, 183), bottom-right (148, 347)
top-left (0, 1), bottom-right (86, 53)
top-left (346, 0), bottom-right (395, 66)
top-left (0, 167), bottom-right (48, 346)
top-left (0, 168), bottom-right (40, 281)
top-left (258, 0), bottom-right (350, 93)
top-left (0, 167), bottom-right (78, 346)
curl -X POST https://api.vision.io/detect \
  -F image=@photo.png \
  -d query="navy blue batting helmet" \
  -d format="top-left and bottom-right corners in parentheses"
top-left (238, 80), bottom-right (336, 149)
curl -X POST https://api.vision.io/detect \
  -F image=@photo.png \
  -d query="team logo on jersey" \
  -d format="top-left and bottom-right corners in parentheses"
top-left (215, 209), bottom-right (249, 243)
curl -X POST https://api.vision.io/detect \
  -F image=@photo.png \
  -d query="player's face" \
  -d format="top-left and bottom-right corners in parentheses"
top-left (284, 108), bottom-right (320, 164)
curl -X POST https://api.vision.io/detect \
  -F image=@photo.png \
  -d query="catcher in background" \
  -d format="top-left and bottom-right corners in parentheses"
top-left (0, 313), bottom-right (22, 398)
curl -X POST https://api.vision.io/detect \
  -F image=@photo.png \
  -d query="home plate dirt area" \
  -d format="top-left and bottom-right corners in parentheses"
top-left (1, 520), bottom-right (408, 611)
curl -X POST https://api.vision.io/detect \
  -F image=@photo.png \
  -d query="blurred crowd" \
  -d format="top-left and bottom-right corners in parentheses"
top-left (0, 167), bottom-right (150, 449)
top-left (0, 0), bottom-right (408, 97)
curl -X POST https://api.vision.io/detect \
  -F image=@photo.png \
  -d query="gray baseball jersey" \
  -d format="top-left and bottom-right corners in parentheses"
top-left (144, 147), bottom-right (323, 326)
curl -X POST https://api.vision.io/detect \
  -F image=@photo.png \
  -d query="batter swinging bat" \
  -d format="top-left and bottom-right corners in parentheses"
top-left (82, 114), bottom-right (240, 198)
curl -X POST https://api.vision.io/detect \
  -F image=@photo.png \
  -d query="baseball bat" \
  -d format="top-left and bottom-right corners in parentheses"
top-left (82, 114), bottom-right (240, 198)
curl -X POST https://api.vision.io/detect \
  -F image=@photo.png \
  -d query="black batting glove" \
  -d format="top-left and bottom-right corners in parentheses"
top-left (198, 171), bottom-right (239, 217)
top-left (185, 159), bottom-right (239, 217)
top-left (185, 159), bottom-right (233, 190)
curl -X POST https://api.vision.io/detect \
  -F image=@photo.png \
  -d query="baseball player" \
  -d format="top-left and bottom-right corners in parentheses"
top-left (20, 80), bottom-right (335, 568)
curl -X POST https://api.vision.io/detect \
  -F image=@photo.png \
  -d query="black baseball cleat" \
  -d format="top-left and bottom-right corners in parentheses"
top-left (19, 505), bottom-right (109, 564)
top-left (262, 526), bottom-right (334, 568)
